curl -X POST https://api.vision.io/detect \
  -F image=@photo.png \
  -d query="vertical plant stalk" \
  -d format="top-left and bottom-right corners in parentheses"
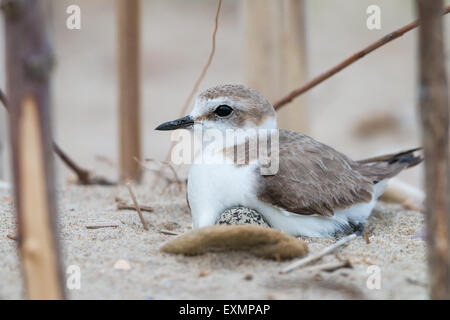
top-left (118, 0), bottom-right (142, 182)
top-left (2, 0), bottom-right (65, 299)
top-left (417, 0), bottom-right (450, 300)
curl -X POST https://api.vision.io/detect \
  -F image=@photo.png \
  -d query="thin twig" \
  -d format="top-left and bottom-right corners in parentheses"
top-left (300, 260), bottom-right (353, 274)
top-left (363, 230), bottom-right (370, 244)
top-left (136, 157), bottom-right (185, 193)
top-left (117, 202), bottom-right (153, 213)
top-left (178, 0), bottom-right (222, 117)
top-left (273, 5), bottom-right (450, 110)
top-left (145, 158), bottom-right (184, 192)
top-left (86, 224), bottom-right (119, 230)
top-left (0, 88), bottom-right (115, 186)
top-left (154, 0), bottom-right (222, 186)
top-left (126, 182), bottom-right (149, 231)
top-left (158, 229), bottom-right (180, 236)
top-left (280, 234), bottom-right (357, 274)
top-left (145, 158), bottom-right (182, 185)
top-left (53, 142), bottom-right (115, 185)
top-left (7, 234), bottom-right (17, 241)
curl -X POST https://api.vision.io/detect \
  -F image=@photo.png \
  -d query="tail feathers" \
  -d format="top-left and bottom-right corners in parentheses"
top-left (356, 147), bottom-right (423, 184)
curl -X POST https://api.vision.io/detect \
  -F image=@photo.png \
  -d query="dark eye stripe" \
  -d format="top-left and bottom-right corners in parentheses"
top-left (214, 105), bottom-right (233, 117)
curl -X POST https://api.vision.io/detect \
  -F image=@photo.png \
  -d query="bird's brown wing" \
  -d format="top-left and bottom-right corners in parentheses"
top-left (256, 130), bottom-right (373, 217)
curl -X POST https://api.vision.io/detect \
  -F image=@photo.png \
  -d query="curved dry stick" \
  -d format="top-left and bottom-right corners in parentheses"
top-left (154, 0), bottom-right (222, 186)
top-left (273, 5), bottom-right (450, 110)
top-left (1, 88), bottom-right (115, 186)
top-left (178, 0), bottom-right (222, 119)
top-left (52, 142), bottom-right (115, 185)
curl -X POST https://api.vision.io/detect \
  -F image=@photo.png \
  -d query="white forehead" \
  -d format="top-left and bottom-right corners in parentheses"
top-left (190, 96), bottom-right (238, 117)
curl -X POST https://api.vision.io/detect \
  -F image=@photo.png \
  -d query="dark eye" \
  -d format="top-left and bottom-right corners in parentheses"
top-left (214, 105), bottom-right (233, 117)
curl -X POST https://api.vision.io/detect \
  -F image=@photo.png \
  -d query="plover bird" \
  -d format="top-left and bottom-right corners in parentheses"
top-left (156, 84), bottom-right (422, 237)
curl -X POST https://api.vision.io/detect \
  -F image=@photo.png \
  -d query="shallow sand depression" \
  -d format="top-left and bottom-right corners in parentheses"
top-left (0, 183), bottom-right (428, 300)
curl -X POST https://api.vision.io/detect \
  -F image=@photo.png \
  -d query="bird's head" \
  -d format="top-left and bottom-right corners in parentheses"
top-left (155, 84), bottom-right (277, 132)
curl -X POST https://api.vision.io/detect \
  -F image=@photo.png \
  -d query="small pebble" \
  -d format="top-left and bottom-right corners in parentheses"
top-left (114, 259), bottom-right (131, 270)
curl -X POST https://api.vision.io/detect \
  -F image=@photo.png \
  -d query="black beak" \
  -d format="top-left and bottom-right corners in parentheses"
top-left (155, 116), bottom-right (194, 131)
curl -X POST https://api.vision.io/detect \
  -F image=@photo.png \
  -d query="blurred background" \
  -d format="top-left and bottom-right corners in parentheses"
top-left (1, 0), bottom-right (449, 188)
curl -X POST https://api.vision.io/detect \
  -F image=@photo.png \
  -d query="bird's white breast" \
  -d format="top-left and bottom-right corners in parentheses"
top-left (188, 156), bottom-right (259, 228)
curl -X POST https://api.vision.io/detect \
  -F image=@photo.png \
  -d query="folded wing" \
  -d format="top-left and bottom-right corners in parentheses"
top-left (256, 130), bottom-right (374, 217)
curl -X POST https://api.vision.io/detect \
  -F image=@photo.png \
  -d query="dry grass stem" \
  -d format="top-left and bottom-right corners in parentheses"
top-left (363, 230), bottom-right (370, 244)
top-left (159, 229), bottom-right (181, 236)
top-left (155, 0), bottom-right (222, 186)
top-left (1, 88), bottom-right (115, 186)
top-left (86, 224), bottom-right (119, 230)
top-left (300, 260), bottom-right (353, 274)
top-left (117, 202), bottom-right (153, 213)
top-left (273, 5), bottom-right (450, 110)
top-left (281, 234), bottom-right (357, 274)
top-left (126, 183), bottom-right (149, 231)
top-left (6, 234), bottom-right (17, 241)
top-left (136, 157), bottom-right (185, 193)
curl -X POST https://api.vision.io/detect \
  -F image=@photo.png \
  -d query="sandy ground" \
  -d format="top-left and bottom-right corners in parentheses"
top-left (0, 181), bottom-right (427, 300)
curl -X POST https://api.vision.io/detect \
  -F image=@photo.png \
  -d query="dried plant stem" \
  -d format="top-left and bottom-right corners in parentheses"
top-left (1, 88), bottom-right (115, 186)
top-left (417, 0), bottom-right (450, 299)
top-left (158, 229), bottom-right (180, 236)
top-left (280, 234), bottom-right (357, 274)
top-left (117, 203), bottom-right (153, 213)
top-left (7, 234), bottom-right (17, 241)
top-left (53, 142), bottom-right (115, 185)
top-left (126, 183), bottom-right (149, 231)
top-left (178, 0), bottom-right (222, 119)
top-left (363, 230), bottom-right (370, 244)
top-left (137, 157), bottom-right (184, 193)
top-left (273, 5), bottom-right (450, 110)
top-left (118, 0), bottom-right (142, 182)
top-left (86, 224), bottom-right (119, 230)
top-left (145, 158), bottom-right (182, 185)
top-left (3, 0), bottom-right (64, 299)
top-left (154, 0), bottom-right (222, 186)
top-left (300, 260), bottom-right (352, 274)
